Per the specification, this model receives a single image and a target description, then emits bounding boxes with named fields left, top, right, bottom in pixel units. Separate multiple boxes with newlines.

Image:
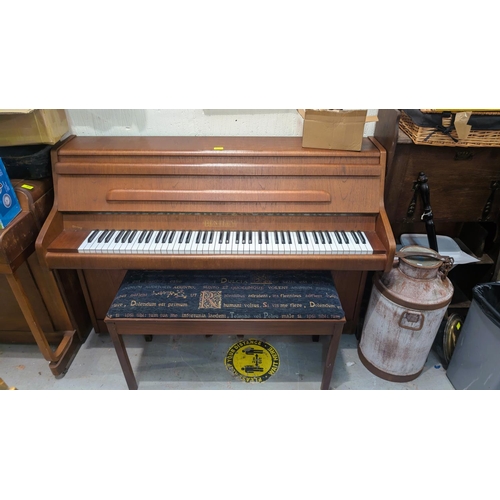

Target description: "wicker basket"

left=400, top=110, right=500, bottom=147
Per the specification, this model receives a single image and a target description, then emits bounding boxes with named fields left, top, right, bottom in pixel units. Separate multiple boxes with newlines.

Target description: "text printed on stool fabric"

left=106, top=270, right=345, bottom=320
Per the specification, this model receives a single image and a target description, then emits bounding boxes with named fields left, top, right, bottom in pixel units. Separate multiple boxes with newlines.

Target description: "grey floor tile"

left=0, top=331, right=454, bottom=390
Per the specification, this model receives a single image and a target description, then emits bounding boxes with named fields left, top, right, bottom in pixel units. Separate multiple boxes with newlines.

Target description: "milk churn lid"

left=396, top=245, right=454, bottom=278
left=397, top=245, right=443, bottom=268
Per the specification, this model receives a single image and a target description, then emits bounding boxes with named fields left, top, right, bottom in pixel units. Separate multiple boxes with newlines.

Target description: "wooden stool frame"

left=104, top=317, right=345, bottom=390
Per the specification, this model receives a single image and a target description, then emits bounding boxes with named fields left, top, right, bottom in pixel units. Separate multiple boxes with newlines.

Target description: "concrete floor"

left=0, top=331, right=454, bottom=390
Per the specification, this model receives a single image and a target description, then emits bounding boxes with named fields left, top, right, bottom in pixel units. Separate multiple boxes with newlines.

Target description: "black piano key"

left=202, top=231, right=208, bottom=244
left=242, top=231, right=246, bottom=244
left=121, top=230, right=130, bottom=243
left=274, top=231, right=279, bottom=244
left=145, top=231, right=153, bottom=243
left=280, top=231, right=286, bottom=244
left=235, top=231, right=240, bottom=244
left=196, top=231, right=203, bottom=244
left=168, top=231, right=176, bottom=243
left=209, top=231, right=214, bottom=244
left=312, top=232, right=319, bottom=244
left=162, top=231, right=170, bottom=243
left=128, top=230, right=137, bottom=243
left=334, top=231, right=342, bottom=244
left=258, top=231, right=262, bottom=244
left=302, top=232, right=309, bottom=244
left=296, top=231, right=302, bottom=244
left=341, top=230, right=349, bottom=244
left=185, top=231, right=192, bottom=244
left=324, top=231, right=332, bottom=244
left=114, top=230, right=124, bottom=243
left=87, top=230, right=99, bottom=243
left=105, top=230, right=115, bottom=243
left=178, top=231, right=185, bottom=244
left=287, top=231, right=292, bottom=244
left=218, top=232, right=224, bottom=245
left=138, top=231, right=147, bottom=244
left=98, top=230, right=109, bottom=243
left=249, top=232, right=253, bottom=244
left=318, top=231, right=325, bottom=244
left=225, top=231, right=230, bottom=244
left=350, top=230, right=359, bottom=244
left=155, top=231, right=164, bottom=244
left=265, top=231, right=269, bottom=245
left=357, top=231, right=366, bottom=244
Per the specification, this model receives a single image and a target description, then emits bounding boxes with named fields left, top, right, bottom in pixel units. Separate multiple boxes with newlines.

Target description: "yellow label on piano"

left=225, top=339, right=280, bottom=383
left=213, top=146, right=224, bottom=150
left=21, top=184, right=34, bottom=190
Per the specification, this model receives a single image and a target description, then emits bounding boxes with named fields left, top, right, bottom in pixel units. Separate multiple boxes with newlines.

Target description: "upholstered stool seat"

left=105, top=270, right=345, bottom=389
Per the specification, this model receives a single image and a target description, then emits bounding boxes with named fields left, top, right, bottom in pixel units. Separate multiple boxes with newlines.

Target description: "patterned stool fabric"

left=107, top=270, right=345, bottom=320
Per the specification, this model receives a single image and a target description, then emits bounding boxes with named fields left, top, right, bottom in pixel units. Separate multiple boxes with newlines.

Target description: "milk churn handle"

left=395, top=251, right=454, bottom=279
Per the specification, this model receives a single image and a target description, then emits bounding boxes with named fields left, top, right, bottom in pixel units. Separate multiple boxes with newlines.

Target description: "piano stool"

left=104, top=270, right=346, bottom=390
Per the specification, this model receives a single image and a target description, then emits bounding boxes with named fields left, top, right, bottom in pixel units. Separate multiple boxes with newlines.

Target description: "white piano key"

left=119, top=230, right=138, bottom=254
left=323, top=231, right=339, bottom=254
left=169, top=231, right=183, bottom=254
left=200, top=230, right=211, bottom=254
left=78, top=230, right=98, bottom=253
left=357, top=231, right=373, bottom=254
left=348, top=230, right=363, bottom=254
left=130, top=230, right=146, bottom=253
left=88, top=231, right=108, bottom=253
left=163, top=230, right=178, bottom=254
left=100, top=230, right=117, bottom=254
left=303, top=231, right=315, bottom=254
left=313, top=231, right=328, bottom=254
left=152, top=230, right=166, bottom=254
left=105, top=230, right=122, bottom=254
left=142, top=230, right=157, bottom=254
left=92, top=230, right=113, bottom=253
left=176, top=231, right=189, bottom=254
left=193, top=230, right=204, bottom=254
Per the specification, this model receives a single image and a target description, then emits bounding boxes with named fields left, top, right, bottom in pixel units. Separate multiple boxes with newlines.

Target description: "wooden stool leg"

left=320, top=324, right=343, bottom=390
left=107, top=322, right=138, bottom=390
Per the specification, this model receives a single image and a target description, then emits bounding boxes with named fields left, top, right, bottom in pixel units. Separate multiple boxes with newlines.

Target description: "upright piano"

left=36, top=136, right=396, bottom=334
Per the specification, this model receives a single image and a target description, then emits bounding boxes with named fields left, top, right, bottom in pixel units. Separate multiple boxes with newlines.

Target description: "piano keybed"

left=78, top=229, right=374, bottom=255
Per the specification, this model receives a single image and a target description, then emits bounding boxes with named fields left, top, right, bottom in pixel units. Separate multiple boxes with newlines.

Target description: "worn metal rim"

left=373, top=274, right=453, bottom=311
left=357, top=345, right=423, bottom=383
left=443, top=313, right=463, bottom=363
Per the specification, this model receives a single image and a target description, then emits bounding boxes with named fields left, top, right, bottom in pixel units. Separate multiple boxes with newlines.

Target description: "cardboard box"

left=0, top=109, right=68, bottom=147
left=299, top=109, right=376, bottom=151
left=0, top=158, right=22, bottom=229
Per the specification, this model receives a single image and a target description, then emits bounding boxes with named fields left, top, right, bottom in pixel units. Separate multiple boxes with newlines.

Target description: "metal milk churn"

left=358, top=245, right=454, bottom=382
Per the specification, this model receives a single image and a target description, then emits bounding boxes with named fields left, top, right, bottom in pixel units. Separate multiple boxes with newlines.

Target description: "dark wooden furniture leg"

left=107, top=321, right=138, bottom=390
left=320, top=324, right=343, bottom=390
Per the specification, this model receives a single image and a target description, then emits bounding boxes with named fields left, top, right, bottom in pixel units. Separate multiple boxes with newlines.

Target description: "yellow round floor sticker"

left=225, top=339, right=280, bottom=383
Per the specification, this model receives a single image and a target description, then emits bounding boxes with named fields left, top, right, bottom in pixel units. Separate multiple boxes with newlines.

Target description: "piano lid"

left=58, top=136, right=381, bottom=158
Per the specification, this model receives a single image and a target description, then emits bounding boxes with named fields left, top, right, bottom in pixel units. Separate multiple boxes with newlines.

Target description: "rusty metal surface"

left=359, top=245, right=454, bottom=380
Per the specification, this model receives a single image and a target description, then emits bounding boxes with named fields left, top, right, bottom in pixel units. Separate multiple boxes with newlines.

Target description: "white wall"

left=66, top=109, right=378, bottom=137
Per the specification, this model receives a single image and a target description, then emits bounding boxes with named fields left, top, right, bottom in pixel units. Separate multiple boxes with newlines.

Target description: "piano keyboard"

left=78, top=230, right=373, bottom=255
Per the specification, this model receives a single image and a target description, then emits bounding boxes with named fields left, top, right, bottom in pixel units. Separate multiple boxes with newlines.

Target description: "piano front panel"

left=57, top=174, right=381, bottom=214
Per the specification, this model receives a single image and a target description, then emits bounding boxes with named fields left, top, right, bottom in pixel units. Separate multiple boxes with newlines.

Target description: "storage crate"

left=399, top=110, right=500, bottom=148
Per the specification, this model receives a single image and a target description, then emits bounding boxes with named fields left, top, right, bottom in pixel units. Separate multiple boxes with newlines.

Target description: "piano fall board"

left=36, top=136, right=396, bottom=333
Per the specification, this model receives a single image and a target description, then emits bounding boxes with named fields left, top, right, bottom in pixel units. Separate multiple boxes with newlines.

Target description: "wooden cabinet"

left=385, top=142, right=500, bottom=242
left=375, top=109, right=500, bottom=305
left=0, top=178, right=92, bottom=375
